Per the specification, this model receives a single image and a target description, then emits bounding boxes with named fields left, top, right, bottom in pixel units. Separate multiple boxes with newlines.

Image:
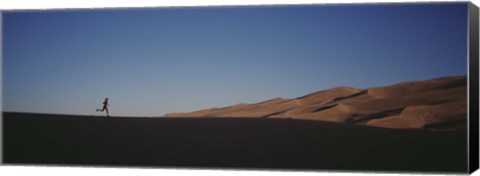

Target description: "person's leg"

left=105, top=108, right=109, bottom=117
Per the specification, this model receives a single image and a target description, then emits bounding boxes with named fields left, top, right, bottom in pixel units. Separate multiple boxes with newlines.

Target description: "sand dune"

left=3, top=112, right=467, bottom=172
left=164, top=76, right=467, bottom=130
left=367, top=101, right=467, bottom=129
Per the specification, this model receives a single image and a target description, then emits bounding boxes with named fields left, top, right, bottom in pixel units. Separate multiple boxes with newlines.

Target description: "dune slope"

left=3, top=112, right=467, bottom=172
left=165, top=76, right=467, bottom=130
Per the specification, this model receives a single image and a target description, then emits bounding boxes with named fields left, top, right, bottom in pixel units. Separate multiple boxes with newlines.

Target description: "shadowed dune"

left=3, top=76, right=468, bottom=172
left=3, top=112, right=467, bottom=173
left=165, top=76, right=467, bottom=130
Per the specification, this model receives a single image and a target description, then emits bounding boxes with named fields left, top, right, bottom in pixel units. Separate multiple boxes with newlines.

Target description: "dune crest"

left=164, top=76, right=467, bottom=130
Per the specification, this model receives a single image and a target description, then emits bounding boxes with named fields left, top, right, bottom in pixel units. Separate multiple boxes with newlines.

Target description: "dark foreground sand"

left=3, top=112, right=467, bottom=173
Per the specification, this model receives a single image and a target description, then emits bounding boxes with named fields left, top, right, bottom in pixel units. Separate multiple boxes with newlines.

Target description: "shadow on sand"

left=3, top=112, right=467, bottom=173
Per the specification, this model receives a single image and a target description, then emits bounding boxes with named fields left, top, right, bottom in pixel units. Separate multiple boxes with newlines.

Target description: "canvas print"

left=2, top=2, right=477, bottom=174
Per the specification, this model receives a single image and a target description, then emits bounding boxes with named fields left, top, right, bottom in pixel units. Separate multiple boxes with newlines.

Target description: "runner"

left=96, top=98, right=110, bottom=117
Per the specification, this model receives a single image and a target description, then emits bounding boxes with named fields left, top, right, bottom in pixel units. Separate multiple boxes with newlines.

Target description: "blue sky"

left=3, top=3, right=468, bottom=116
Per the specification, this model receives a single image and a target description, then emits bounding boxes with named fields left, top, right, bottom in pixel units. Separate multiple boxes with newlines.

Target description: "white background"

left=0, top=0, right=479, bottom=176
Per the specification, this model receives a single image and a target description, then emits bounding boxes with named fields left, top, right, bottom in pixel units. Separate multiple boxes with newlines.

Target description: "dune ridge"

left=164, top=76, right=467, bottom=130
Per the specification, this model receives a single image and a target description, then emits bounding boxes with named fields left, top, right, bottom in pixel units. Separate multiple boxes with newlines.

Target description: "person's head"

left=105, top=98, right=108, bottom=101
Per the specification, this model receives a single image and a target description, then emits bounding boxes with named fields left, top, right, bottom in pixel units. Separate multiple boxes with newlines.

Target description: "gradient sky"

left=3, top=3, right=468, bottom=116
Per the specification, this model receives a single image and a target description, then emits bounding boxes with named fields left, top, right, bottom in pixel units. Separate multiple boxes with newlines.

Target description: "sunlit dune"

left=165, top=76, right=467, bottom=130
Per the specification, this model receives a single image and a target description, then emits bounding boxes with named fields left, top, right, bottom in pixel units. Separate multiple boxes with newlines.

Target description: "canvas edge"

left=468, top=1, right=480, bottom=174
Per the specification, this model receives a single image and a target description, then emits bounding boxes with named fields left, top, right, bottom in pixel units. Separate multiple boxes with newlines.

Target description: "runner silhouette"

left=96, top=98, right=110, bottom=117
